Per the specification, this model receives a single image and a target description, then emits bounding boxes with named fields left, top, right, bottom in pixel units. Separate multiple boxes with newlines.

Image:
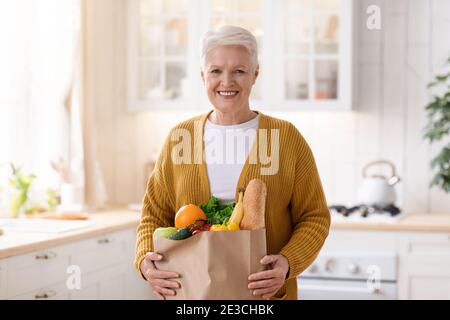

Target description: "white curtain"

left=0, top=0, right=106, bottom=211
left=69, top=0, right=107, bottom=208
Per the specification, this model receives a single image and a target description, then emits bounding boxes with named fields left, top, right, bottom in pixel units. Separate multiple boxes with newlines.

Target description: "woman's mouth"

left=217, top=91, right=239, bottom=99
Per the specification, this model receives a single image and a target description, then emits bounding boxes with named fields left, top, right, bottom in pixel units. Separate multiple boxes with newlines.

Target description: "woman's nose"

left=220, top=73, right=235, bottom=87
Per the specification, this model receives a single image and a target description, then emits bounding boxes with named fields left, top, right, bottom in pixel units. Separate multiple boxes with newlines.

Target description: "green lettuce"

left=199, top=196, right=235, bottom=225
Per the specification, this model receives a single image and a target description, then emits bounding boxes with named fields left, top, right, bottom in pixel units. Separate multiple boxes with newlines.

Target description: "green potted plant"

left=424, top=56, right=450, bottom=192
left=8, top=163, right=36, bottom=217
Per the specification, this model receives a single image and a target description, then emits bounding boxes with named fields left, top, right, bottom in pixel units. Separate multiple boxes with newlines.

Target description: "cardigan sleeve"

left=134, top=136, right=176, bottom=273
left=279, top=134, right=330, bottom=280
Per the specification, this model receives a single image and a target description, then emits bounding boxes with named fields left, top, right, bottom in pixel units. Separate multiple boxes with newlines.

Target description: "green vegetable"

left=169, top=227, right=192, bottom=240
left=199, top=196, right=235, bottom=226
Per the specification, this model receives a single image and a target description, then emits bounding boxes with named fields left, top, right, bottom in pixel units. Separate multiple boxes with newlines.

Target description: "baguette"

left=240, top=179, right=267, bottom=230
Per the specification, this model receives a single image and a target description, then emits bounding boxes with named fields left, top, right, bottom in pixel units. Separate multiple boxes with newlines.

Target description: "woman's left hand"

left=248, top=254, right=290, bottom=299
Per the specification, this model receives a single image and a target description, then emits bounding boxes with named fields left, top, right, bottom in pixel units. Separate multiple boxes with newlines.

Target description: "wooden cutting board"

left=26, top=213, right=90, bottom=220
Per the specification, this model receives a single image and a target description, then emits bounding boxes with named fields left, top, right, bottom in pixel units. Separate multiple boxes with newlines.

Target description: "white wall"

left=86, top=0, right=450, bottom=214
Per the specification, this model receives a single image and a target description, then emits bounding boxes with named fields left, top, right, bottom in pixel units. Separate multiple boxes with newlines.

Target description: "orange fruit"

left=174, top=204, right=206, bottom=229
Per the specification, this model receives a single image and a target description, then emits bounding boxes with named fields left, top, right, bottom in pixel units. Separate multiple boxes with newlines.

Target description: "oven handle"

left=300, top=284, right=382, bottom=295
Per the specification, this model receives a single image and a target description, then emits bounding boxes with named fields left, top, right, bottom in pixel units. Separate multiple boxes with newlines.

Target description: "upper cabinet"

left=127, top=0, right=353, bottom=112
left=127, top=0, right=192, bottom=111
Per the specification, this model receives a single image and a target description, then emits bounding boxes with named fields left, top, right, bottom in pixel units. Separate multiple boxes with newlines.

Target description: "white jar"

left=59, top=183, right=84, bottom=212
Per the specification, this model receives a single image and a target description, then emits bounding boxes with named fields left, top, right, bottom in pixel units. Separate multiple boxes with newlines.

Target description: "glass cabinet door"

left=283, top=0, right=345, bottom=106
left=137, top=0, right=188, bottom=102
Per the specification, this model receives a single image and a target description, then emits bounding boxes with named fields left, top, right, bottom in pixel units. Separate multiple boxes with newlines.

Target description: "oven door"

left=298, top=278, right=397, bottom=300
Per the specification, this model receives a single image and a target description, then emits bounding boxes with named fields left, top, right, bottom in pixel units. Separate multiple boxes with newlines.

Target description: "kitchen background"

left=85, top=0, right=450, bottom=214
left=0, top=0, right=449, bottom=213
left=0, top=0, right=450, bottom=300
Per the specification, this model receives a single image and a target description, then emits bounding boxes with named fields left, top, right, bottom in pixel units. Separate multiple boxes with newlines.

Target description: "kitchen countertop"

left=331, top=213, right=450, bottom=232
left=0, top=208, right=141, bottom=259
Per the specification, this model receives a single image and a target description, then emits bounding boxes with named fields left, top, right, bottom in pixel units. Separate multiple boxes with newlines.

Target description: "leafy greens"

left=199, top=196, right=235, bottom=225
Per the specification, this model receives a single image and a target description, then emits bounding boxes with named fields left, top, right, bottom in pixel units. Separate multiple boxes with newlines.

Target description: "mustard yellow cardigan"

left=134, top=110, right=330, bottom=300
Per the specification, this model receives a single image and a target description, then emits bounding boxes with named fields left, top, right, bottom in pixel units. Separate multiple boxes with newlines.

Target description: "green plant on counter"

left=424, top=55, right=450, bottom=193
left=47, top=188, right=59, bottom=212
left=8, top=163, right=36, bottom=217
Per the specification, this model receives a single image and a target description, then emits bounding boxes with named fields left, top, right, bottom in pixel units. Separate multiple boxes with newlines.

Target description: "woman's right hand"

left=140, top=252, right=181, bottom=300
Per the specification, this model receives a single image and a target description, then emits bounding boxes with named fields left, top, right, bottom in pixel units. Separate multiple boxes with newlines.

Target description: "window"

left=0, top=0, right=80, bottom=186
left=127, top=0, right=352, bottom=111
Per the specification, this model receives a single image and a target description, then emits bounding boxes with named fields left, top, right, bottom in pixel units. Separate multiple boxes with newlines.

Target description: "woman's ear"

left=253, top=65, right=260, bottom=84
left=200, top=70, right=205, bottom=84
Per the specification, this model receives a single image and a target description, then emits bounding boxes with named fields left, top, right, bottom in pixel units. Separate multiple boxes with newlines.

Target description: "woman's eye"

left=235, top=70, right=245, bottom=74
left=210, top=69, right=220, bottom=74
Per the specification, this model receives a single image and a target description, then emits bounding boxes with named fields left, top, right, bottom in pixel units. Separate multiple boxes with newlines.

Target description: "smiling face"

left=201, top=45, right=259, bottom=114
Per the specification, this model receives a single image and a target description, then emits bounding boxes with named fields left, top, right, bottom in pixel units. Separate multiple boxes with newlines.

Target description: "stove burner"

left=329, top=204, right=401, bottom=217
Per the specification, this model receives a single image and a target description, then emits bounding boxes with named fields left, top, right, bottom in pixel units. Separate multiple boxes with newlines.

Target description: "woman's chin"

left=212, top=101, right=247, bottom=113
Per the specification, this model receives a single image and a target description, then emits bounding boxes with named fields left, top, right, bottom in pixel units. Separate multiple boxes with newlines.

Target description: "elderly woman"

left=134, top=26, right=330, bottom=300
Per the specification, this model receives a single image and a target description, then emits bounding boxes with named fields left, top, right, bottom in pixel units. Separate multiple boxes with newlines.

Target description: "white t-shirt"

left=204, top=115, right=260, bottom=204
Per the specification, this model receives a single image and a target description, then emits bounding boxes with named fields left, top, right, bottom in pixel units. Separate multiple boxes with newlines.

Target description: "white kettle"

left=357, top=160, right=401, bottom=206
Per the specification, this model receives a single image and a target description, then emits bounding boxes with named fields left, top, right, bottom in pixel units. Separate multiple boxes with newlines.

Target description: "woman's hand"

left=140, top=252, right=181, bottom=300
left=248, top=254, right=290, bottom=299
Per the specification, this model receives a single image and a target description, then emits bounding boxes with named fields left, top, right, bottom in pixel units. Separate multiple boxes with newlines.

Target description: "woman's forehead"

left=206, top=45, right=252, bottom=67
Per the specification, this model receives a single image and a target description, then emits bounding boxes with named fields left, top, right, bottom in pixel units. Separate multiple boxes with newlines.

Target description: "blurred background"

left=0, top=0, right=450, bottom=300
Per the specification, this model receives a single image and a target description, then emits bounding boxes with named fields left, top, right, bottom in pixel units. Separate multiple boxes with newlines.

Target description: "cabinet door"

left=128, top=0, right=192, bottom=111
left=6, top=244, right=72, bottom=297
left=276, top=0, right=353, bottom=110
left=70, top=229, right=133, bottom=275
left=69, top=228, right=152, bottom=300
left=398, top=232, right=450, bottom=300
left=399, top=256, right=450, bottom=300
left=99, top=264, right=128, bottom=299
left=122, top=227, right=154, bottom=299
left=124, top=269, right=154, bottom=300
left=9, top=282, right=70, bottom=300
left=4, top=228, right=152, bottom=300
left=69, top=263, right=128, bottom=300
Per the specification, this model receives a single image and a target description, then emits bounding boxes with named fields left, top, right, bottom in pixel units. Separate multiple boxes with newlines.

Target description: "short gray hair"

left=200, top=25, right=259, bottom=71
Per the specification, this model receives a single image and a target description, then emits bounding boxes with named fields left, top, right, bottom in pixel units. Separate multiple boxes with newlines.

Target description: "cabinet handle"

left=97, top=238, right=111, bottom=244
left=35, top=290, right=56, bottom=299
left=35, top=252, right=57, bottom=260
left=372, top=288, right=382, bottom=294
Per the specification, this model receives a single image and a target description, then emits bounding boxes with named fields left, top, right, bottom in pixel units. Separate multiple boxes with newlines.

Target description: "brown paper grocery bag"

left=153, top=228, right=267, bottom=300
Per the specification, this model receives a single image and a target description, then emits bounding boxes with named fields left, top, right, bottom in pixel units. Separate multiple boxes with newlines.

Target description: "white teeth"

left=218, top=91, right=238, bottom=96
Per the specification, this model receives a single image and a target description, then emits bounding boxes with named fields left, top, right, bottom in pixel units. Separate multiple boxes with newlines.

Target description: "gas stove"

left=329, top=204, right=406, bottom=223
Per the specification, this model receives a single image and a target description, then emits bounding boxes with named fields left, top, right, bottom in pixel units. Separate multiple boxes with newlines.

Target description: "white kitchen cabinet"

left=2, top=227, right=153, bottom=300
left=10, top=282, right=70, bottom=300
left=70, top=229, right=132, bottom=275
left=128, top=0, right=353, bottom=112
left=6, top=243, right=72, bottom=298
left=398, top=232, right=450, bottom=300
left=69, top=264, right=129, bottom=300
